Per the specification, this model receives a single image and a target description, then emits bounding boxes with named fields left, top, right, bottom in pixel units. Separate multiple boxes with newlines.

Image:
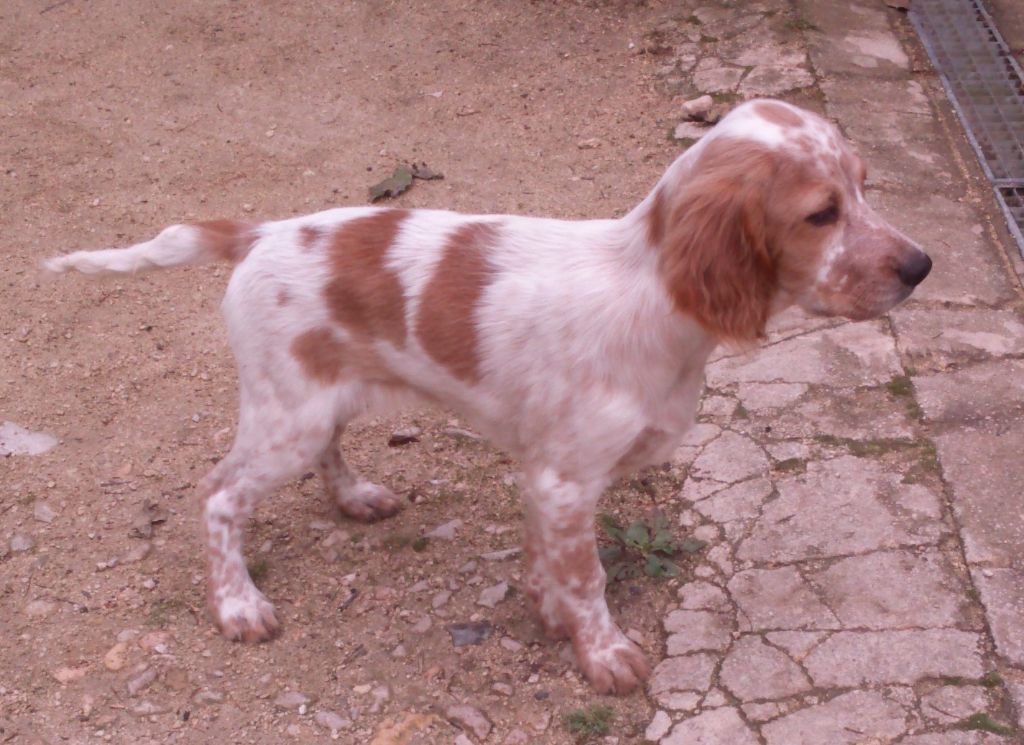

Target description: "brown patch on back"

left=195, top=220, right=257, bottom=263
left=324, top=210, right=409, bottom=346
left=276, top=289, right=291, bottom=307
left=290, top=327, right=346, bottom=383
left=416, top=222, right=498, bottom=383
left=754, top=101, right=804, bottom=128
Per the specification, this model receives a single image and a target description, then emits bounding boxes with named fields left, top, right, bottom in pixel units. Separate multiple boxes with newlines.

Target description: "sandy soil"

left=0, top=1, right=702, bottom=743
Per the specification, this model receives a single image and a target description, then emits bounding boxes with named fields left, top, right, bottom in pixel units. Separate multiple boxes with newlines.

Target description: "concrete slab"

left=972, top=567, right=1024, bottom=666
left=876, top=197, right=1018, bottom=308
left=916, top=359, right=1024, bottom=424
left=933, top=424, right=1024, bottom=569
left=796, top=0, right=910, bottom=78
left=892, top=307, right=1024, bottom=372
left=761, top=690, right=908, bottom=745
left=706, top=322, right=902, bottom=388
left=737, top=456, right=945, bottom=563
left=808, top=549, right=972, bottom=629
left=719, top=635, right=811, bottom=700
left=804, top=629, right=984, bottom=685
left=662, top=707, right=760, bottom=745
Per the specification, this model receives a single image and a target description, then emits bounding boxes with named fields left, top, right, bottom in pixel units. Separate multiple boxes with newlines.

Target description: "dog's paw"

left=213, top=588, right=280, bottom=643
left=573, top=628, right=650, bottom=695
left=336, top=482, right=403, bottom=522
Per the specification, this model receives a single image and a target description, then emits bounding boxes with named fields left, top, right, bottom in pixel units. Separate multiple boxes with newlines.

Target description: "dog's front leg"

left=521, top=468, right=650, bottom=694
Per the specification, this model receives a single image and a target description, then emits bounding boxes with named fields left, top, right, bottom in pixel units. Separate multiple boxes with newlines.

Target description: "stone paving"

left=643, top=1, right=1024, bottom=743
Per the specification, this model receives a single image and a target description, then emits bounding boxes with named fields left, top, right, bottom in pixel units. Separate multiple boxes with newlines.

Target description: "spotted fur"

left=44, top=99, right=930, bottom=695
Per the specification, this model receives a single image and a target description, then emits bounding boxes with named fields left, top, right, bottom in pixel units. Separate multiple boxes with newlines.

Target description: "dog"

left=45, top=99, right=930, bottom=694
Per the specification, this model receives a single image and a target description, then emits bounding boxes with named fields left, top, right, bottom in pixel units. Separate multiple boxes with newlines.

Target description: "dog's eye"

left=806, top=204, right=839, bottom=227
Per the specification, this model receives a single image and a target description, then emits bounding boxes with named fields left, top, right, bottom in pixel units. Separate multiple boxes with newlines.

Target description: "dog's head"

left=649, top=99, right=930, bottom=342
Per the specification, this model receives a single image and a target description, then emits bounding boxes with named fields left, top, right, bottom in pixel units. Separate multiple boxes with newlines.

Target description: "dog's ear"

left=654, top=144, right=778, bottom=343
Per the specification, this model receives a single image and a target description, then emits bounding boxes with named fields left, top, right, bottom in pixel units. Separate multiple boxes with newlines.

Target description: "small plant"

left=146, top=597, right=184, bottom=627
left=564, top=704, right=614, bottom=739
left=785, top=16, right=819, bottom=32
left=957, top=712, right=1014, bottom=735
left=980, top=670, right=1004, bottom=688
left=599, top=511, right=706, bottom=580
left=774, top=457, right=807, bottom=474
left=886, top=374, right=913, bottom=398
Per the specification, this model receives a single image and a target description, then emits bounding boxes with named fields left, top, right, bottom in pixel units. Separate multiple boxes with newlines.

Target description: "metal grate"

left=910, top=0, right=1024, bottom=254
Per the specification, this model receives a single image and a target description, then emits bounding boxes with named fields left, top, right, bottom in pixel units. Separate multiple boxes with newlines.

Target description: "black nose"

left=898, top=252, right=932, bottom=287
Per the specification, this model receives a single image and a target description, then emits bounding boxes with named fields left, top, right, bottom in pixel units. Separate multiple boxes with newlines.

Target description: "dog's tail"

left=43, top=219, right=261, bottom=276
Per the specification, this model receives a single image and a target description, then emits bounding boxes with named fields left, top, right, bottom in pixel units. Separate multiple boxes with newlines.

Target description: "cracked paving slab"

left=643, top=0, right=1024, bottom=742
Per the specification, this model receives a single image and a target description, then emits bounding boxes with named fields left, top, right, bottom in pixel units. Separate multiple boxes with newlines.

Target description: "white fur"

left=42, top=98, right=929, bottom=695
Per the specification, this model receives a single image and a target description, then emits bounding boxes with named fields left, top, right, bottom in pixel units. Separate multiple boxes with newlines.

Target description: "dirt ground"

left=0, top=1, right=715, bottom=743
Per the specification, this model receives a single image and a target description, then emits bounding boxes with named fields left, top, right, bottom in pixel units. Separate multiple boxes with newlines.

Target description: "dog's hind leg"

left=317, top=424, right=403, bottom=522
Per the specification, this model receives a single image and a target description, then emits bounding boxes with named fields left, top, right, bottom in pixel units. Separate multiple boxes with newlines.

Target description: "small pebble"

left=477, top=581, right=509, bottom=609
left=126, top=667, right=157, bottom=696
left=130, top=700, right=168, bottom=717
left=314, top=710, right=351, bottom=732
left=432, top=590, right=452, bottom=609
left=479, top=548, right=521, bottom=562
left=369, top=685, right=390, bottom=714
left=274, top=691, right=311, bottom=710
left=33, top=501, right=57, bottom=523
left=52, top=666, right=88, bottom=684
left=388, top=427, right=422, bottom=446
left=681, top=94, right=714, bottom=120
left=446, top=704, right=492, bottom=740
left=25, top=599, right=56, bottom=618
left=193, top=689, right=224, bottom=705
left=446, top=621, right=493, bottom=647
left=103, top=642, right=129, bottom=671
left=425, top=519, right=462, bottom=540
left=10, top=533, right=34, bottom=553
left=122, top=541, right=152, bottom=564
left=500, top=637, right=523, bottom=652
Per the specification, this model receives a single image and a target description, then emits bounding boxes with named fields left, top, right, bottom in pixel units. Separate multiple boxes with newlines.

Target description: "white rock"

left=446, top=704, right=492, bottom=740
left=645, top=710, right=672, bottom=741
left=673, top=122, right=708, bottom=141
left=681, top=94, right=714, bottom=119
left=314, top=710, right=351, bottom=732
left=426, top=520, right=462, bottom=540
left=9, top=533, right=34, bottom=552
left=33, top=502, right=57, bottom=523
left=0, top=421, right=58, bottom=456
left=274, top=691, right=311, bottom=710
left=477, top=581, right=510, bottom=608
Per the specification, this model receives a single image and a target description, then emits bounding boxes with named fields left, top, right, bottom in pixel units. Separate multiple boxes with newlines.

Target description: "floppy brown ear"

left=655, top=145, right=778, bottom=342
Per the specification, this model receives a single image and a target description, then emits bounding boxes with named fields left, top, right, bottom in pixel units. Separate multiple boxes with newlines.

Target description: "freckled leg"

left=201, top=392, right=335, bottom=642
left=317, top=425, right=403, bottom=522
left=521, top=469, right=650, bottom=695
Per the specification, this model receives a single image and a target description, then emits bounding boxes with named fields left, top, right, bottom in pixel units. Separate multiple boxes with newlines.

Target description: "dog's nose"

left=898, top=251, right=932, bottom=287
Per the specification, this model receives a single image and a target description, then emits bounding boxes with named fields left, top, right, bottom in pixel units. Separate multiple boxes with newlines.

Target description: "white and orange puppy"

left=46, top=99, right=930, bottom=694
